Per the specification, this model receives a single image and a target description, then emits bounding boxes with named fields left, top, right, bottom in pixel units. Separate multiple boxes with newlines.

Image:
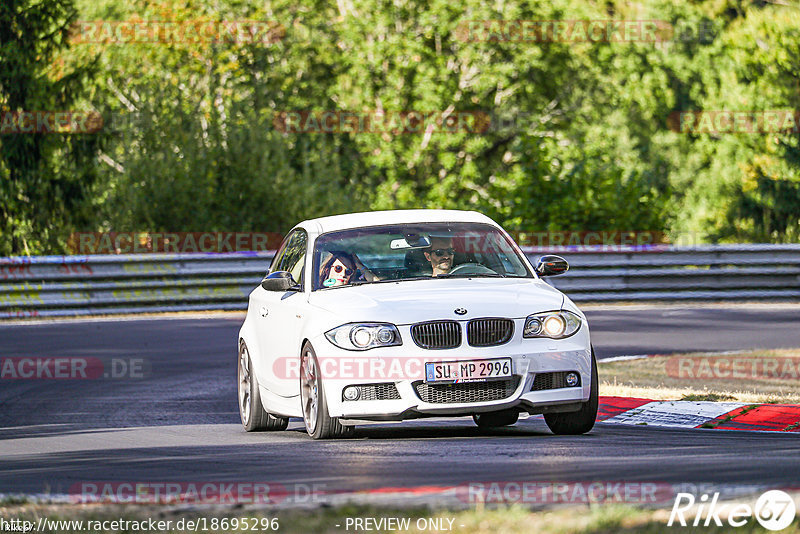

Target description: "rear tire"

left=239, top=341, right=289, bottom=432
left=473, top=408, right=519, bottom=428
left=544, top=348, right=598, bottom=435
left=300, top=342, right=352, bottom=439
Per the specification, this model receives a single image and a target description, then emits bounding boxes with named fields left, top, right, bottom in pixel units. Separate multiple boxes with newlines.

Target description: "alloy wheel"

left=238, top=344, right=251, bottom=425
left=300, top=348, right=319, bottom=434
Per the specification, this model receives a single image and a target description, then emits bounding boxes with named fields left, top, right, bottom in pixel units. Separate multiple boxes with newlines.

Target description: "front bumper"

left=309, top=322, right=592, bottom=421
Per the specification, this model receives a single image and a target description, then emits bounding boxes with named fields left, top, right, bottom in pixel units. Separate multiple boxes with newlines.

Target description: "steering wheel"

left=448, top=262, right=497, bottom=275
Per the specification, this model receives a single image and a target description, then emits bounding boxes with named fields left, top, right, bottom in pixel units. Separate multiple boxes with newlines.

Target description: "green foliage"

left=72, top=0, right=373, bottom=236
left=0, top=0, right=99, bottom=255
left=685, top=6, right=800, bottom=242
left=2, top=0, right=800, bottom=254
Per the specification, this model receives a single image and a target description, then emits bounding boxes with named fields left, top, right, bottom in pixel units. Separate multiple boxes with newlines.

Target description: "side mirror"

left=261, top=271, right=300, bottom=291
left=535, top=255, right=569, bottom=277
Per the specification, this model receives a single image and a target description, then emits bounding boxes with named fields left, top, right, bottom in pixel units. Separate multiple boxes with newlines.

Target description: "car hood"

left=307, top=278, right=564, bottom=324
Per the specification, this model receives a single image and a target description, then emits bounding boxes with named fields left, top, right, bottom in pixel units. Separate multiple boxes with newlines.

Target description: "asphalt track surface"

left=1, top=306, right=799, bottom=499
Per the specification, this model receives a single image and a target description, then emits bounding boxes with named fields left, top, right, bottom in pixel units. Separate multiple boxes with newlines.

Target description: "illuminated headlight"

left=523, top=311, right=581, bottom=339
left=325, top=323, right=402, bottom=351
left=352, top=327, right=372, bottom=347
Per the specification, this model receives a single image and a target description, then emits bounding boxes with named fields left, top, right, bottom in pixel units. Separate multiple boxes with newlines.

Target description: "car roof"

left=300, top=209, right=499, bottom=234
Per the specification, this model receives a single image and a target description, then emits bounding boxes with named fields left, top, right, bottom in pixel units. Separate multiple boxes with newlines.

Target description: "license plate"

left=425, top=358, right=512, bottom=383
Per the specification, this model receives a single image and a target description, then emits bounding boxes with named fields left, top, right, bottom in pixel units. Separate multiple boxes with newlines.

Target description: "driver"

left=423, top=236, right=456, bottom=277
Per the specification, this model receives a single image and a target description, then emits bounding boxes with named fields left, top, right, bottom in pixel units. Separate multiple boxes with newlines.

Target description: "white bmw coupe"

left=238, top=210, right=597, bottom=439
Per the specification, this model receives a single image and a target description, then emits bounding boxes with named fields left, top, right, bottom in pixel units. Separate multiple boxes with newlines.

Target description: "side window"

left=270, top=230, right=307, bottom=287
left=267, top=236, right=291, bottom=274
left=269, top=234, right=292, bottom=274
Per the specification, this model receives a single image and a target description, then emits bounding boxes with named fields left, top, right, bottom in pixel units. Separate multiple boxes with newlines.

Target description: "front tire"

left=300, top=342, right=352, bottom=439
left=544, top=348, right=599, bottom=435
left=238, top=341, right=289, bottom=432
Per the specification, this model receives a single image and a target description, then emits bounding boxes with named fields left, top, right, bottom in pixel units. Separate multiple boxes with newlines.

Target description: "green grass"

left=600, top=348, right=800, bottom=403
left=0, top=495, right=30, bottom=505
left=679, top=393, right=737, bottom=402
left=3, top=502, right=799, bottom=534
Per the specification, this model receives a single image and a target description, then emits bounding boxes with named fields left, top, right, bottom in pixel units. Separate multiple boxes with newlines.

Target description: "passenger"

left=423, top=237, right=456, bottom=277
left=319, top=251, right=378, bottom=287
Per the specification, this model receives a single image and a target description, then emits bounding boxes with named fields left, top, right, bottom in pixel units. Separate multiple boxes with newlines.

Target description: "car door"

left=251, top=229, right=308, bottom=398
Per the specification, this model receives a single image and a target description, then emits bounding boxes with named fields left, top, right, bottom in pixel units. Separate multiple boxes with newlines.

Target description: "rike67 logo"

left=669, top=490, right=796, bottom=531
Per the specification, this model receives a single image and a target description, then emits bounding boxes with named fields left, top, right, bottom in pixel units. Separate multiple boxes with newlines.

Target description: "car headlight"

left=325, top=323, right=402, bottom=351
left=523, top=311, right=582, bottom=339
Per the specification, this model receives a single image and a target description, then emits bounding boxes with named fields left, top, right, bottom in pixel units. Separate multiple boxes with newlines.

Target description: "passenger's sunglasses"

left=333, top=265, right=354, bottom=276
left=431, top=248, right=455, bottom=256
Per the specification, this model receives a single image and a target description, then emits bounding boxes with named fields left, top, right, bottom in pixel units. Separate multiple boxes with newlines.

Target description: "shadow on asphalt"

left=0, top=424, right=133, bottom=441
left=283, top=419, right=562, bottom=440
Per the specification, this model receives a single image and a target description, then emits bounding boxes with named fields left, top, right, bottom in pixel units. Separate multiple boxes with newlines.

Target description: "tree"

left=0, top=0, right=98, bottom=255
left=676, top=5, right=800, bottom=242
left=71, top=0, right=373, bottom=237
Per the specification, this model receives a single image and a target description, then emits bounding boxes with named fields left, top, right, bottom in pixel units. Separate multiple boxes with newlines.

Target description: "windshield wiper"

left=348, top=274, right=509, bottom=286
left=437, top=272, right=505, bottom=278
left=347, top=276, right=432, bottom=286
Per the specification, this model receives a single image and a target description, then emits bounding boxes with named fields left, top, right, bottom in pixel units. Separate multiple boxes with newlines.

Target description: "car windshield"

left=313, top=222, right=532, bottom=290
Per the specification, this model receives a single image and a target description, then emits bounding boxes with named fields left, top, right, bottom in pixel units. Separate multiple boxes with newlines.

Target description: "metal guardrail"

left=534, top=244, right=800, bottom=302
left=0, top=253, right=270, bottom=318
left=1, top=245, right=799, bottom=318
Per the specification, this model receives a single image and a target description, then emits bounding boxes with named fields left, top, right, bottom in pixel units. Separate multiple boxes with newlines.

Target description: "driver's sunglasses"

left=333, top=265, right=354, bottom=276
left=432, top=247, right=455, bottom=256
